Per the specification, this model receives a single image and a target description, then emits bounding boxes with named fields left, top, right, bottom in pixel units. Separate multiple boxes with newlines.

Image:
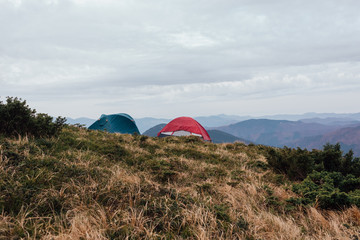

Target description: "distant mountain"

left=66, top=117, right=96, bottom=127
left=136, top=113, right=360, bottom=133
left=293, top=125, right=360, bottom=155
left=207, top=130, right=249, bottom=144
left=194, top=114, right=251, bottom=128
left=262, top=112, right=360, bottom=121
left=134, top=118, right=170, bottom=134
left=216, top=119, right=342, bottom=147
left=216, top=119, right=360, bottom=156
left=143, top=124, right=167, bottom=137
left=299, top=117, right=360, bottom=126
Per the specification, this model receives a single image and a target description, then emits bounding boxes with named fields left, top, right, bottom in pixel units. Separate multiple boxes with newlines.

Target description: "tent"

left=157, top=116, right=211, bottom=141
left=88, top=113, right=140, bottom=134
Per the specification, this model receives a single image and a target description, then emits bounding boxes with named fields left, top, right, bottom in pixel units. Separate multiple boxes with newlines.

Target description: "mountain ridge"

left=216, top=119, right=360, bottom=156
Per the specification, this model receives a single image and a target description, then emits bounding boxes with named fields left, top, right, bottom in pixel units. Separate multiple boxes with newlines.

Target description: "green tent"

left=88, top=113, right=140, bottom=134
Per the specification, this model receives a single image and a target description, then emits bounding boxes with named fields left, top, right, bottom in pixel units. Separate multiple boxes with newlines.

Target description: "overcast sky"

left=1, top=0, right=360, bottom=118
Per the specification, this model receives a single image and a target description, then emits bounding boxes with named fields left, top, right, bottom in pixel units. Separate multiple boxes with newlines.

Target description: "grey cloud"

left=1, top=0, right=360, bottom=118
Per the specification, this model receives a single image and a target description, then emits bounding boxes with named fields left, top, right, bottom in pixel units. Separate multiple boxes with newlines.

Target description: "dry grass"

left=0, top=126, right=359, bottom=239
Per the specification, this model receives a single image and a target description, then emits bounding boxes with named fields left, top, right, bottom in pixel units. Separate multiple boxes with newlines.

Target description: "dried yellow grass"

left=1, top=128, right=360, bottom=239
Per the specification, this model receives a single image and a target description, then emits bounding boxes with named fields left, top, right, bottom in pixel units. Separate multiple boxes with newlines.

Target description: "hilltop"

left=1, top=126, right=360, bottom=239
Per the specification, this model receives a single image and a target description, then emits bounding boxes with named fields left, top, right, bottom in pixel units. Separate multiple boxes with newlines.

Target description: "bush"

left=0, top=97, right=66, bottom=138
left=264, top=144, right=360, bottom=210
left=265, top=147, right=315, bottom=180
left=264, top=144, right=360, bottom=180
left=292, top=171, right=360, bottom=209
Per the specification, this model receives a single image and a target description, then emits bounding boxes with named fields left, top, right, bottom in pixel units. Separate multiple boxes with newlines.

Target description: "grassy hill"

left=1, top=126, right=360, bottom=239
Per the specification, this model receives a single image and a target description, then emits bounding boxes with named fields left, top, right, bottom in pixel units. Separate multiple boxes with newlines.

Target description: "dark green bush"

left=0, top=97, right=66, bottom=138
left=265, top=147, right=315, bottom=180
left=317, top=190, right=351, bottom=209
left=264, top=144, right=360, bottom=209
left=265, top=144, right=360, bottom=180
left=291, top=171, right=360, bottom=209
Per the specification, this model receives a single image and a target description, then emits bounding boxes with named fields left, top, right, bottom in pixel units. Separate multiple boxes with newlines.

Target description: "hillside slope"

left=0, top=126, right=359, bottom=239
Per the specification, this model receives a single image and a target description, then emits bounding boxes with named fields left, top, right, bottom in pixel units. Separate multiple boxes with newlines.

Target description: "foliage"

left=0, top=97, right=66, bottom=138
left=264, top=143, right=360, bottom=210
left=265, top=146, right=315, bottom=180
left=264, top=143, right=360, bottom=181
left=291, top=171, right=360, bottom=209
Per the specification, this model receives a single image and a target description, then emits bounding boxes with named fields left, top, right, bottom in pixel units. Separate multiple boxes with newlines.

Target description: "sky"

left=1, top=0, right=360, bottom=119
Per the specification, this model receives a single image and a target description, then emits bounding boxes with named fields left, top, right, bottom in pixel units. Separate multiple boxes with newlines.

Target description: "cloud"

left=1, top=0, right=360, bottom=117
left=169, top=32, right=218, bottom=49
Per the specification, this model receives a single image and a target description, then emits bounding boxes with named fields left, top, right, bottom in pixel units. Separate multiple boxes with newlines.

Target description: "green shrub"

left=291, top=171, right=360, bottom=209
left=265, top=147, right=315, bottom=180
left=320, top=143, right=342, bottom=172
left=0, top=97, right=66, bottom=138
left=247, top=160, right=269, bottom=172
left=317, top=190, right=351, bottom=209
left=265, top=144, right=360, bottom=181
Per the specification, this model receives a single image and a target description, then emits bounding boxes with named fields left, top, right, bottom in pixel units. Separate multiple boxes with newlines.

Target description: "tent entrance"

left=159, top=131, right=203, bottom=137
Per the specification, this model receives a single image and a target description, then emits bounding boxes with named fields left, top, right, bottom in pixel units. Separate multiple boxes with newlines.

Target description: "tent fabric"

left=157, top=117, right=211, bottom=141
left=88, top=113, right=140, bottom=134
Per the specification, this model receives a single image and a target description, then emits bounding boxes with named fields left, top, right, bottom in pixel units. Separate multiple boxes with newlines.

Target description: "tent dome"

left=157, top=117, right=211, bottom=141
left=88, top=113, right=140, bottom=134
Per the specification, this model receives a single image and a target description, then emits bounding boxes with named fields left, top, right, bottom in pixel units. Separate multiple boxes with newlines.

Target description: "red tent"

left=157, top=117, right=211, bottom=141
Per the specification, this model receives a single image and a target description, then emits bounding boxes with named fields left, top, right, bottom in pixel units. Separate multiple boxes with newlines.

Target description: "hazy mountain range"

left=215, top=119, right=360, bottom=155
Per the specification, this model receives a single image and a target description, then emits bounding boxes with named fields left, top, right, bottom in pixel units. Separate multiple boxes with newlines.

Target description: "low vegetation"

left=0, top=97, right=66, bottom=138
left=0, top=126, right=358, bottom=239
left=0, top=98, right=359, bottom=239
left=264, top=144, right=360, bottom=210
